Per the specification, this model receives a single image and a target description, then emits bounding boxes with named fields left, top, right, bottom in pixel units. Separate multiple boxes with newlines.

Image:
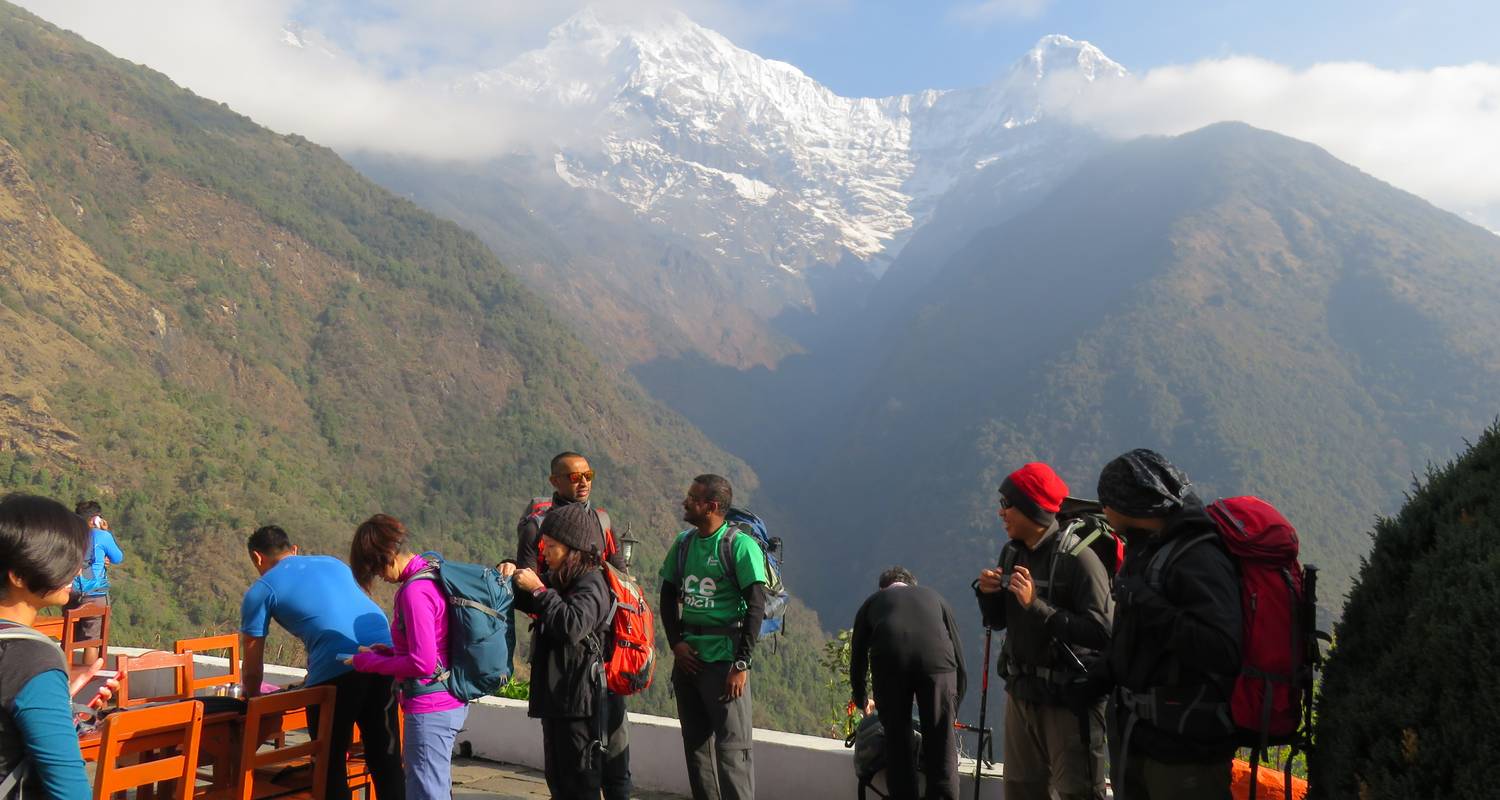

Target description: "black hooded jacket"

left=513, top=566, right=612, bottom=720
left=1102, top=500, right=1242, bottom=762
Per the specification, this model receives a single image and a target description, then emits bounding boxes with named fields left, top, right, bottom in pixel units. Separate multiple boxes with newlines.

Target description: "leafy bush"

left=1309, top=422, right=1500, bottom=799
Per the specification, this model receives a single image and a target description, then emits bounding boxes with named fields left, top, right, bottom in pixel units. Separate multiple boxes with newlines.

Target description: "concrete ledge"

left=113, top=648, right=1006, bottom=797
left=460, top=695, right=1005, bottom=798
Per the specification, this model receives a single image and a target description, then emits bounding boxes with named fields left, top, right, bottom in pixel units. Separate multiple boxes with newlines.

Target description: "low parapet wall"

left=113, top=647, right=1005, bottom=797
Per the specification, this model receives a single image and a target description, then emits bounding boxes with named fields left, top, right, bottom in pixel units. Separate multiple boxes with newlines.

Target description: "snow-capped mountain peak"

left=1022, top=34, right=1126, bottom=82
left=477, top=12, right=1125, bottom=284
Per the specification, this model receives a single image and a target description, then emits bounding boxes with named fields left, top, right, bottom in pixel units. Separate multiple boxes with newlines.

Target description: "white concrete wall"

left=113, top=648, right=1007, bottom=798
left=460, top=695, right=1005, bottom=798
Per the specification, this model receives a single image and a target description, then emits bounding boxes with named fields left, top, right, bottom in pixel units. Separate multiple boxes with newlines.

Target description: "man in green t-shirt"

left=659, top=474, right=769, bottom=800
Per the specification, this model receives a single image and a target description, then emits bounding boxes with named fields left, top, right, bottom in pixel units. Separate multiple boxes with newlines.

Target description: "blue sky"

left=748, top=0, right=1499, bottom=96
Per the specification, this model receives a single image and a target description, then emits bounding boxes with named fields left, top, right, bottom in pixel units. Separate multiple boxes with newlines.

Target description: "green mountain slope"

left=776, top=122, right=1500, bottom=623
left=0, top=3, right=829, bottom=732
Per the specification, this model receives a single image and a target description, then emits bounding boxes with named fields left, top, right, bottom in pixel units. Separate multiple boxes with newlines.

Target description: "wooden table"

left=80, top=703, right=309, bottom=793
left=33, top=616, right=64, bottom=640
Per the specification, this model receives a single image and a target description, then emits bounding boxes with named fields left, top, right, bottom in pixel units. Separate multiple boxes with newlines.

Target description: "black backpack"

left=1056, top=496, right=1122, bottom=578
left=844, top=712, right=922, bottom=800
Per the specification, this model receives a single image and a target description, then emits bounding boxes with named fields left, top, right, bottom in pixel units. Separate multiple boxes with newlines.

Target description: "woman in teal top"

left=0, top=494, right=117, bottom=800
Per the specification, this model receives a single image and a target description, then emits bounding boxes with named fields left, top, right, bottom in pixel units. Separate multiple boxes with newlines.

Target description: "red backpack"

left=599, top=563, right=656, bottom=695
left=522, top=497, right=620, bottom=568
left=1149, top=496, right=1326, bottom=798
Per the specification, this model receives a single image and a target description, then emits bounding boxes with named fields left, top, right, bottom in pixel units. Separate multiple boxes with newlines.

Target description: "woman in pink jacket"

left=348, top=514, right=465, bottom=800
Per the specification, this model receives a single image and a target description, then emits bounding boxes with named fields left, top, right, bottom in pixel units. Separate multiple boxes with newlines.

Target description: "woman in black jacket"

left=511, top=502, right=614, bottom=800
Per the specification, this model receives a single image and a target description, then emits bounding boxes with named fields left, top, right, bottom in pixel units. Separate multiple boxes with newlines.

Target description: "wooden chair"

left=63, top=601, right=111, bottom=666
left=232, top=686, right=335, bottom=800
left=345, top=712, right=403, bottom=800
left=92, top=700, right=204, bottom=800
left=174, top=635, right=240, bottom=695
left=118, top=651, right=196, bottom=709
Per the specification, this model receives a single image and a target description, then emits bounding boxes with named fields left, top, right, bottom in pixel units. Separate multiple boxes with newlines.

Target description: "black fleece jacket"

left=975, top=523, right=1113, bottom=705
left=513, top=567, right=612, bottom=719
left=1101, top=500, right=1242, bottom=763
left=848, top=584, right=967, bottom=709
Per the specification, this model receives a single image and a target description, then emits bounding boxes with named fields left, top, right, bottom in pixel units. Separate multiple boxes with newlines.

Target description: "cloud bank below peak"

left=1042, top=57, right=1500, bottom=227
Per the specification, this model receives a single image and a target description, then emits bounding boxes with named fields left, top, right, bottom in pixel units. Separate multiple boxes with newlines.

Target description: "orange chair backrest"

left=92, top=700, right=204, bottom=800
left=117, top=651, right=196, bottom=709
left=174, top=634, right=240, bottom=694
left=62, top=602, right=110, bottom=665
left=236, top=686, right=336, bottom=800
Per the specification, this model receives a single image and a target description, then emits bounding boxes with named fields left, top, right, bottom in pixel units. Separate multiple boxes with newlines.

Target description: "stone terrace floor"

left=452, top=757, right=688, bottom=800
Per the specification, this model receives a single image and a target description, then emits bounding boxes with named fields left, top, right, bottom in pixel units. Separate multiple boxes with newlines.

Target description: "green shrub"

left=1310, top=422, right=1500, bottom=799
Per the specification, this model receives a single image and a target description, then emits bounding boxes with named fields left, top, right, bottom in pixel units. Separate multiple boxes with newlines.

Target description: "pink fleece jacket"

left=351, top=555, right=465, bottom=713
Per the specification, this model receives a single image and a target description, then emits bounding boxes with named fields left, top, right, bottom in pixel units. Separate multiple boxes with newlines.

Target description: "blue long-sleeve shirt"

left=11, top=669, right=89, bottom=800
left=73, top=528, right=124, bottom=597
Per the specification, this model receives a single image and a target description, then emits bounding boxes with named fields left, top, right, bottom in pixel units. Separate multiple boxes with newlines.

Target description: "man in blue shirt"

left=240, top=525, right=404, bottom=800
left=67, top=500, right=124, bottom=666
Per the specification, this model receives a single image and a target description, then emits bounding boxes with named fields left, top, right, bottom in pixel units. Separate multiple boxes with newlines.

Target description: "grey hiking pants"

left=672, top=660, right=754, bottom=800
left=1002, top=693, right=1107, bottom=800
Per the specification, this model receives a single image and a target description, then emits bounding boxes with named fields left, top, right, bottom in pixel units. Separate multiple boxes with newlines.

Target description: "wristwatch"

left=733, top=659, right=751, bottom=672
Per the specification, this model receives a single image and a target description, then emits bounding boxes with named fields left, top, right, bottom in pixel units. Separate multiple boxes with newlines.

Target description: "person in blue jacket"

left=66, top=500, right=124, bottom=665
left=0, top=494, right=118, bottom=800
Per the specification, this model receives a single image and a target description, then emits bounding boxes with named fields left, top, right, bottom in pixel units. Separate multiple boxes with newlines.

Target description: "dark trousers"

left=1118, top=755, right=1231, bottom=800
left=672, top=661, right=754, bottom=800
left=872, top=669, right=959, bottom=800
left=602, top=691, right=632, bottom=800
left=312, top=670, right=404, bottom=800
left=541, top=716, right=602, bottom=800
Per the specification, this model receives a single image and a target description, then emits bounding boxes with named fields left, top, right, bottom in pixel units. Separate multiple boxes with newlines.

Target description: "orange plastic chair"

left=63, top=602, right=111, bottom=665
left=92, top=700, right=204, bottom=800
left=174, top=635, right=241, bottom=695
left=118, top=651, right=197, bottom=709
left=232, top=686, right=335, bottom=800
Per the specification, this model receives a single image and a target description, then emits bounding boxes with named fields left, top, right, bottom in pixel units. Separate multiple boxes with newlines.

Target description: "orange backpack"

left=600, top=563, right=656, bottom=695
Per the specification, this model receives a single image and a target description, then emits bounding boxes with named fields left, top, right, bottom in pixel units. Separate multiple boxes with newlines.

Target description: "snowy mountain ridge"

left=476, top=7, right=1125, bottom=277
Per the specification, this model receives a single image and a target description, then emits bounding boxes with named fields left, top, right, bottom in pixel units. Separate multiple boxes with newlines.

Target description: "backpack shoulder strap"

left=595, top=508, right=616, bottom=554
left=719, top=526, right=742, bottom=592
left=673, top=530, right=693, bottom=588
left=1145, top=531, right=1218, bottom=591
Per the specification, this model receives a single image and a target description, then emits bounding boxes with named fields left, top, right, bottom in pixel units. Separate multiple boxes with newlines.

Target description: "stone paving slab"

left=451, top=757, right=687, bottom=800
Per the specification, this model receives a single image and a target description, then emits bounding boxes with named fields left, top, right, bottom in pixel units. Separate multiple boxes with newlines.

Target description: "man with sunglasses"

left=515, top=452, right=625, bottom=572
left=513, top=451, right=630, bottom=800
left=975, top=462, right=1112, bottom=800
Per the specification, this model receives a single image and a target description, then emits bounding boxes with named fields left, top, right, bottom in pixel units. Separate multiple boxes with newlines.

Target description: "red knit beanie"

left=1000, top=463, right=1069, bottom=526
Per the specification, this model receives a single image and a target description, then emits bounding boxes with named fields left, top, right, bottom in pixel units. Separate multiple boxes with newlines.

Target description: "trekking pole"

left=973, top=623, right=992, bottom=800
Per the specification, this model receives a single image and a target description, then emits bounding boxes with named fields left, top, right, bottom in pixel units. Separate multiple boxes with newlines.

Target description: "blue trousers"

left=404, top=706, right=468, bottom=800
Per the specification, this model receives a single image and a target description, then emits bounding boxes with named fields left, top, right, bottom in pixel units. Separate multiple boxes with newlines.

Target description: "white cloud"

left=1041, top=57, right=1500, bottom=226
left=948, top=0, right=1054, bottom=24
left=14, top=2, right=1500, bottom=229
left=10, top=0, right=832, bottom=161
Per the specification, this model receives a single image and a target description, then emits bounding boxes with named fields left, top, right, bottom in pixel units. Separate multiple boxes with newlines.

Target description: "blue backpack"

left=674, top=508, right=789, bottom=637
left=398, top=552, right=515, bottom=702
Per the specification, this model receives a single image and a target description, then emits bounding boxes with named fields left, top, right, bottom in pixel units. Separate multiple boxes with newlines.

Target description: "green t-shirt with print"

left=659, top=521, right=770, bottom=663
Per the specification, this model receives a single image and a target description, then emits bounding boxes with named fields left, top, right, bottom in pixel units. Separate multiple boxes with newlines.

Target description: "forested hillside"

left=787, top=123, right=1500, bottom=624
left=0, top=3, right=830, bottom=732
left=644, top=124, right=1500, bottom=643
